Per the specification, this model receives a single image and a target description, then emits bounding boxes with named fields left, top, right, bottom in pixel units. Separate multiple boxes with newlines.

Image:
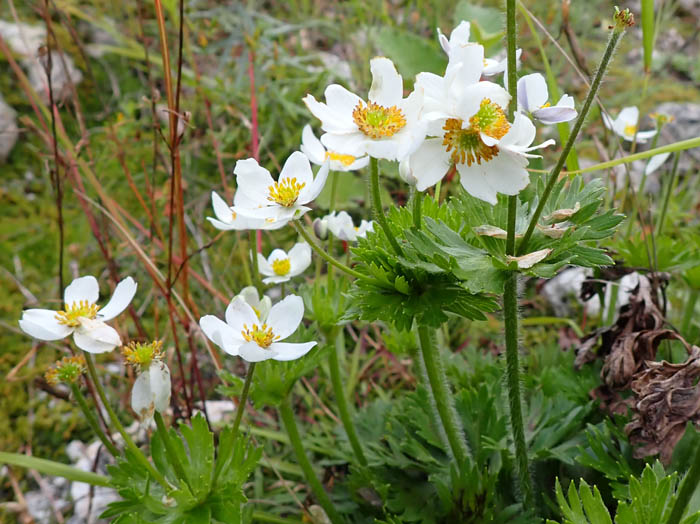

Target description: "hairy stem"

left=70, top=383, right=119, bottom=457
left=368, top=158, right=403, bottom=256
left=232, top=362, right=257, bottom=440
left=417, top=325, right=469, bottom=466
left=279, top=396, right=344, bottom=523
left=412, top=189, right=423, bottom=229
left=517, top=25, right=627, bottom=255
left=153, top=411, right=194, bottom=495
left=83, top=354, right=169, bottom=490
left=328, top=328, right=367, bottom=466
left=328, top=171, right=339, bottom=278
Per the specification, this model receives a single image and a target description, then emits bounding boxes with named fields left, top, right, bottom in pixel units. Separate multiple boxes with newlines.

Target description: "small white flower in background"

left=303, top=57, right=426, bottom=161
left=257, top=243, right=312, bottom=284
left=300, top=124, right=369, bottom=172
left=603, top=106, right=657, bottom=143
left=325, top=211, right=374, bottom=241
left=517, top=73, right=577, bottom=124
left=19, top=276, right=137, bottom=354
left=207, top=191, right=285, bottom=231
left=437, top=20, right=521, bottom=76
left=237, top=286, right=272, bottom=322
left=232, top=152, right=329, bottom=226
left=199, top=294, right=316, bottom=362
left=123, top=341, right=171, bottom=422
left=644, top=152, right=671, bottom=175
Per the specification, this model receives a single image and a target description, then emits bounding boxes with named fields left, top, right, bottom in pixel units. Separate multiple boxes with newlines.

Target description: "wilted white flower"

left=325, top=211, right=374, bottom=241
left=300, top=124, right=369, bottom=171
left=303, top=57, right=425, bottom=161
left=237, top=286, right=272, bottom=321
left=199, top=295, right=316, bottom=362
left=232, top=152, right=329, bottom=227
left=131, top=362, right=171, bottom=422
left=603, top=106, right=657, bottom=143
left=517, top=73, right=577, bottom=124
left=19, top=276, right=137, bottom=354
left=207, top=191, right=285, bottom=231
left=257, top=243, right=312, bottom=284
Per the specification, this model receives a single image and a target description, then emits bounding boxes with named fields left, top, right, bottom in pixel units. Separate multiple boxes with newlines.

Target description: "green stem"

left=279, top=396, right=344, bottom=524
left=70, top=383, right=120, bottom=457
left=517, top=25, right=628, bottom=256
left=83, top=354, right=169, bottom=490
left=251, top=510, right=304, bottom=524
left=503, top=273, right=533, bottom=505
left=231, top=362, right=256, bottom=440
left=412, top=188, right=423, bottom=229
left=667, top=443, right=700, bottom=524
left=328, top=328, right=368, bottom=467
left=417, top=325, right=469, bottom=466
left=291, top=220, right=379, bottom=285
left=0, top=451, right=111, bottom=487
left=153, top=411, right=194, bottom=495
left=681, top=289, right=699, bottom=336
left=368, top=157, right=403, bottom=256
left=655, top=152, right=680, bottom=236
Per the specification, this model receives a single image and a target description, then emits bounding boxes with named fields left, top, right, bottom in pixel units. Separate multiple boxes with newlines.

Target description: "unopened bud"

left=313, top=217, right=329, bottom=240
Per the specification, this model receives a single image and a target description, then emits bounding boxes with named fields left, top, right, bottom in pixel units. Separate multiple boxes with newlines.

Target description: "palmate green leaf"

left=102, top=415, right=260, bottom=524
left=548, top=478, right=612, bottom=524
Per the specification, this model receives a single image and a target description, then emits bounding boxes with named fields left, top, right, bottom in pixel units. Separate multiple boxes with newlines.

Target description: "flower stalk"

left=83, top=353, right=170, bottom=490
left=278, top=396, right=344, bottom=524
left=517, top=10, right=632, bottom=255
left=417, top=325, right=469, bottom=466
left=153, top=411, right=194, bottom=496
left=70, top=383, right=120, bottom=457
left=231, top=362, right=256, bottom=440
left=328, top=327, right=367, bottom=467
left=368, top=158, right=403, bottom=256
left=503, top=0, right=533, bottom=507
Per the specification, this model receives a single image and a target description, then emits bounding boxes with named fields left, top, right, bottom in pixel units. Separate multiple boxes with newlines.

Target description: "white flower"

left=517, top=73, right=577, bottom=124
left=199, top=294, right=316, bottom=362
left=603, top=106, right=657, bottom=143
left=257, top=243, right=312, bottom=284
left=19, top=276, right=137, bottom=354
left=232, top=152, right=329, bottom=227
left=237, top=286, right=272, bottom=322
left=300, top=125, right=369, bottom=171
left=645, top=152, right=671, bottom=175
left=131, top=361, right=171, bottom=422
left=325, top=211, right=374, bottom=241
left=207, top=191, right=285, bottom=231
left=303, top=57, right=426, bottom=161
left=437, top=20, right=521, bottom=76
left=405, top=111, right=554, bottom=204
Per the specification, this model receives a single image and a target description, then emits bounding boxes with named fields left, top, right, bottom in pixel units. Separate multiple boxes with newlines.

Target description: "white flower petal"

left=257, top=252, right=275, bottom=277
left=447, top=21, right=471, bottom=50
left=321, top=131, right=369, bottom=158
left=280, top=151, right=313, bottom=188
left=199, top=315, right=245, bottom=356
left=299, top=160, right=330, bottom=204
left=270, top=341, right=317, bottom=361
left=300, top=124, right=327, bottom=165
left=19, top=308, right=73, bottom=341
left=288, top=243, right=312, bottom=276
left=446, top=44, right=484, bottom=95
left=455, top=81, right=510, bottom=122
left=64, top=276, right=99, bottom=305
left=73, top=319, right=121, bottom=353
left=457, top=162, right=498, bottom=205
left=618, top=106, right=639, bottom=127
left=517, top=73, right=548, bottom=112
left=644, top=152, right=671, bottom=175
left=98, top=276, right=137, bottom=321
left=480, top=153, right=530, bottom=197
left=262, top=275, right=291, bottom=284
left=225, top=297, right=260, bottom=334
left=368, top=57, right=403, bottom=107
left=211, top=191, right=233, bottom=222
left=507, top=248, right=552, bottom=269
left=238, top=341, right=275, bottom=362
left=409, top=139, right=451, bottom=192
left=234, top=158, right=275, bottom=204
left=266, top=294, right=304, bottom=341
left=533, top=105, right=578, bottom=124
left=635, top=129, right=657, bottom=143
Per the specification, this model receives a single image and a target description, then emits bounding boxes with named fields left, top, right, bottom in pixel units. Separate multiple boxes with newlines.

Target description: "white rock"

left=0, top=20, right=45, bottom=57
left=26, top=53, right=83, bottom=104
left=541, top=267, right=600, bottom=317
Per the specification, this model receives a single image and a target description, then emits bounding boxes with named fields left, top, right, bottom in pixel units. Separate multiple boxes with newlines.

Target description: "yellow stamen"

left=231, top=210, right=237, bottom=221
left=241, top=323, right=279, bottom=348
left=468, top=98, right=510, bottom=140
left=352, top=101, right=406, bottom=139
left=45, top=355, right=87, bottom=385
left=122, top=340, right=164, bottom=370
left=325, top=150, right=357, bottom=166
left=55, top=300, right=100, bottom=327
left=624, top=124, right=638, bottom=136
left=540, top=102, right=551, bottom=108
left=272, top=258, right=291, bottom=276
left=442, top=118, right=500, bottom=166
left=268, top=177, right=306, bottom=207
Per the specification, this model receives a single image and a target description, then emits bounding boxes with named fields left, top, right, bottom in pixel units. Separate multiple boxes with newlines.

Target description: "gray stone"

left=653, top=102, right=700, bottom=170
left=26, top=52, right=83, bottom=104
left=0, top=95, right=18, bottom=161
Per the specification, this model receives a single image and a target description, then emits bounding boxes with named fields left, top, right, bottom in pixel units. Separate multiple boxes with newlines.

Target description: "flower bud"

left=313, top=217, right=329, bottom=240
left=45, top=355, right=87, bottom=386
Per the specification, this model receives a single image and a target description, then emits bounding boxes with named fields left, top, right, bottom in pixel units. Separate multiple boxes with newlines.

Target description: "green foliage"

left=374, top=27, right=447, bottom=80
left=299, top=276, right=350, bottom=330
left=103, top=414, right=261, bottom=523
left=548, top=463, right=700, bottom=524
left=454, top=1, right=505, bottom=50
